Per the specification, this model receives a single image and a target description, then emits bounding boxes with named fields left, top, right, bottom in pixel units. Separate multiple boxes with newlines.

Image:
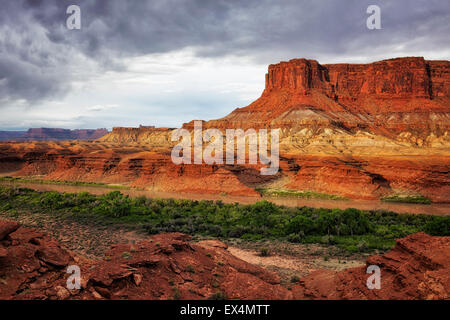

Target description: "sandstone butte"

left=0, top=56, right=449, bottom=201
left=0, top=220, right=448, bottom=300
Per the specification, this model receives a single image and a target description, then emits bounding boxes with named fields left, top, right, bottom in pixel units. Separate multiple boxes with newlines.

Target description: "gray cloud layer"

left=1, top=0, right=449, bottom=106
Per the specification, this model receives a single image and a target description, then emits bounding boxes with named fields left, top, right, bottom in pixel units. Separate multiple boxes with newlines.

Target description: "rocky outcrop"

left=0, top=221, right=20, bottom=241
left=292, top=233, right=450, bottom=300
left=285, top=155, right=450, bottom=201
left=0, top=220, right=75, bottom=299
left=0, top=220, right=290, bottom=300
left=0, top=221, right=448, bottom=300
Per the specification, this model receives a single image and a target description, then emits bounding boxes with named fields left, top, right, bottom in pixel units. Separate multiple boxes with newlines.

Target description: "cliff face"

left=206, top=57, right=450, bottom=146
left=264, top=57, right=449, bottom=100
left=98, top=127, right=173, bottom=145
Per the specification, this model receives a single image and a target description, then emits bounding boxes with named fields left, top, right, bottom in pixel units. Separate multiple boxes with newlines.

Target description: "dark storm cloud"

left=1, top=0, right=449, bottom=105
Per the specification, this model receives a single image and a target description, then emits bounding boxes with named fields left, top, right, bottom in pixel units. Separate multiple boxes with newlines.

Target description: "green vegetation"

left=0, top=186, right=448, bottom=253
left=0, top=176, right=129, bottom=189
left=121, top=252, right=132, bottom=259
left=208, top=291, right=227, bottom=300
left=424, top=216, right=450, bottom=235
left=381, top=194, right=432, bottom=204
left=259, top=248, right=270, bottom=257
left=185, top=265, right=195, bottom=273
left=172, top=287, right=181, bottom=300
left=256, top=188, right=347, bottom=200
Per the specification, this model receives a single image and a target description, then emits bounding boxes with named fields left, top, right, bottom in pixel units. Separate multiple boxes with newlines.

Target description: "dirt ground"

left=0, top=210, right=146, bottom=259
left=225, top=240, right=366, bottom=284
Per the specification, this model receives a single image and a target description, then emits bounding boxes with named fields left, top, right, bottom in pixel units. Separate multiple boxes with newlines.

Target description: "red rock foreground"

left=0, top=220, right=448, bottom=300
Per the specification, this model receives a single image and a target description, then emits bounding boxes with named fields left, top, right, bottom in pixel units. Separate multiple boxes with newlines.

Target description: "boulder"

left=0, top=221, right=20, bottom=240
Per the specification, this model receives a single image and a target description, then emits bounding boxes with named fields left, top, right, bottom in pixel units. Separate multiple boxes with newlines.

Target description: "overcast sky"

left=1, top=0, right=449, bottom=130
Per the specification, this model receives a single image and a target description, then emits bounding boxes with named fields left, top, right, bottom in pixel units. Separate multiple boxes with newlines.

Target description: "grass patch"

left=185, top=265, right=195, bottom=273
left=381, top=194, right=431, bottom=204
left=0, top=176, right=130, bottom=190
left=256, top=188, right=347, bottom=200
left=0, top=186, right=447, bottom=253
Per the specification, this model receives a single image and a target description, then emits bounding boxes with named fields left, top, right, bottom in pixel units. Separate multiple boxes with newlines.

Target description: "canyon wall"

left=264, top=57, right=450, bottom=100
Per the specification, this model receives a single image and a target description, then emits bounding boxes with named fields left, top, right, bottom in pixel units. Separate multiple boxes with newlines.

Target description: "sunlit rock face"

left=206, top=57, right=450, bottom=143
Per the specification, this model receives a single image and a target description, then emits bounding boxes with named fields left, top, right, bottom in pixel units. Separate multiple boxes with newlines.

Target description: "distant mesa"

left=98, top=126, right=174, bottom=144
left=0, top=131, right=26, bottom=141
left=0, top=128, right=109, bottom=141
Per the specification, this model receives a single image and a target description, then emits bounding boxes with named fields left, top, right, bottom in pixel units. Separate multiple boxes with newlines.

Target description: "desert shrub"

left=198, top=223, right=223, bottom=237
left=0, top=186, right=448, bottom=253
left=357, top=240, right=369, bottom=252
left=259, top=248, right=270, bottom=257
left=240, top=233, right=264, bottom=241
left=185, top=265, right=195, bottom=273
left=143, top=224, right=161, bottom=235
left=285, top=215, right=314, bottom=235
left=339, top=208, right=372, bottom=235
left=208, top=291, right=226, bottom=300
left=424, top=217, right=450, bottom=236
left=287, top=233, right=303, bottom=243
left=172, top=287, right=181, bottom=300
left=227, top=225, right=252, bottom=238
left=320, top=235, right=337, bottom=245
